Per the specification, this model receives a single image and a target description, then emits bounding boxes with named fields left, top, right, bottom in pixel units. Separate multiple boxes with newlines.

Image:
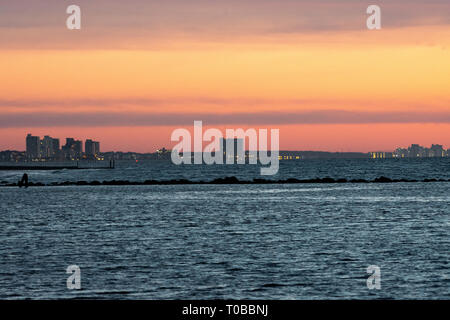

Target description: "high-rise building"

left=74, top=140, right=82, bottom=158
left=52, top=138, right=60, bottom=154
left=93, top=141, right=100, bottom=155
left=40, top=135, right=60, bottom=159
left=62, top=138, right=73, bottom=160
left=85, top=139, right=100, bottom=158
left=62, top=138, right=83, bottom=160
left=26, top=134, right=40, bottom=159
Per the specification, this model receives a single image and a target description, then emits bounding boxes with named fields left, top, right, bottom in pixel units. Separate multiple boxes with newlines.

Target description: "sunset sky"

left=1, top=0, right=449, bottom=152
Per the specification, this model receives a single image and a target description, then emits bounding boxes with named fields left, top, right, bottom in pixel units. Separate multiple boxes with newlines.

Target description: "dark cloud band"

left=1, top=110, right=450, bottom=127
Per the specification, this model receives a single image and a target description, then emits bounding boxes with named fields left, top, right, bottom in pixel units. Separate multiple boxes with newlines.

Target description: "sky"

left=0, top=0, right=449, bottom=152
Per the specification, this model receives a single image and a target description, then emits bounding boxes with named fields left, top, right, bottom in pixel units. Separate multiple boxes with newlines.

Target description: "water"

left=0, top=158, right=450, bottom=185
left=0, top=159, right=449, bottom=299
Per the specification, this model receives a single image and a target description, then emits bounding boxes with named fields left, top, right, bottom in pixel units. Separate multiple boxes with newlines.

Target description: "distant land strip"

left=1, top=176, right=450, bottom=187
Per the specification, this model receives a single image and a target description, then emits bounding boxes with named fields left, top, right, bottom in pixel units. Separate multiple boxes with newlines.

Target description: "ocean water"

left=0, top=158, right=450, bottom=184
left=0, top=159, right=449, bottom=299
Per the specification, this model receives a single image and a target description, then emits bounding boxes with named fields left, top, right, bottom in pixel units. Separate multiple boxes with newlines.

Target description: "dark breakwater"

left=1, top=176, right=449, bottom=187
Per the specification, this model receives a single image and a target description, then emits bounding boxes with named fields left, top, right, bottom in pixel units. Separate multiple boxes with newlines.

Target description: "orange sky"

left=1, top=1, right=449, bottom=152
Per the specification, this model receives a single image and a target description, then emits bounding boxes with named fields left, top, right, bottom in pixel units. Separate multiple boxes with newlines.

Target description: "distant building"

left=156, top=147, right=171, bottom=160
left=52, top=138, right=60, bottom=155
left=75, top=141, right=82, bottom=157
left=408, top=144, right=424, bottom=158
left=85, top=139, right=100, bottom=158
left=430, top=144, right=444, bottom=157
left=156, top=147, right=168, bottom=154
left=369, top=152, right=393, bottom=159
left=62, top=138, right=74, bottom=159
left=393, top=148, right=408, bottom=158
left=40, top=135, right=60, bottom=159
left=62, top=138, right=83, bottom=160
left=373, top=143, right=449, bottom=159
left=94, top=142, right=100, bottom=156
left=220, top=138, right=244, bottom=164
left=26, top=134, right=40, bottom=159
left=0, top=150, right=27, bottom=162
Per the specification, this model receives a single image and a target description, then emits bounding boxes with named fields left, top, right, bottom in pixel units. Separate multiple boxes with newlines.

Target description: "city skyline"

left=0, top=128, right=450, bottom=154
left=24, top=133, right=101, bottom=161
left=1, top=133, right=449, bottom=156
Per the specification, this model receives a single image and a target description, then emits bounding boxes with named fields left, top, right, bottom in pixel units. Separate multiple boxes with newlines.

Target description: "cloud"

left=1, top=0, right=450, bottom=49
left=1, top=110, right=450, bottom=128
left=1, top=97, right=447, bottom=114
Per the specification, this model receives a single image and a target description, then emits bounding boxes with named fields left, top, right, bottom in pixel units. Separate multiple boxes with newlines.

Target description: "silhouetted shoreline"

left=1, top=176, right=449, bottom=187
